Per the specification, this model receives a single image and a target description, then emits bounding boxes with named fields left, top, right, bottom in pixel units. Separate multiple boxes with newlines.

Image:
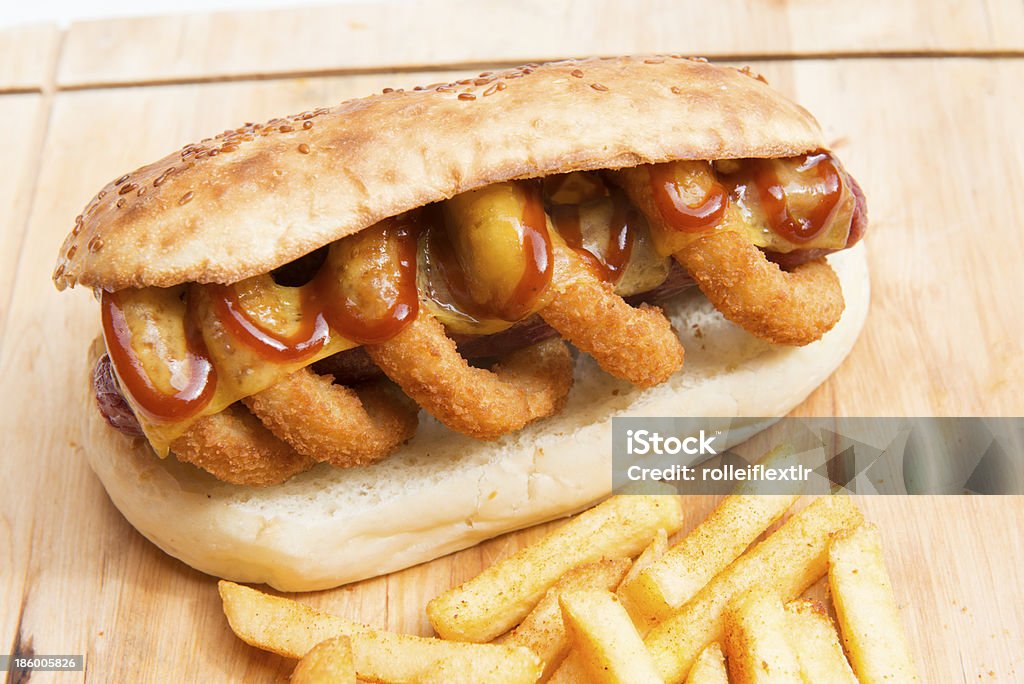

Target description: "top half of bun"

left=52, top=56, right=825, bottom=293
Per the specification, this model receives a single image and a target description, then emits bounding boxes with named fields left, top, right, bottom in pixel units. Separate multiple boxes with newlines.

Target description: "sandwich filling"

left=97, top=154, right=865, bottom=461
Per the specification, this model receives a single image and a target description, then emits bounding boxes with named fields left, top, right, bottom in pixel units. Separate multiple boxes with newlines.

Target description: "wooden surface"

left=2, top=2, right=1023, bottom=682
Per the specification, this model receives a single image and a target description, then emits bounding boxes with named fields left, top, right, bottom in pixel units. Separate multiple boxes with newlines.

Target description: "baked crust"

left=53, top=56, right=824, bottom=292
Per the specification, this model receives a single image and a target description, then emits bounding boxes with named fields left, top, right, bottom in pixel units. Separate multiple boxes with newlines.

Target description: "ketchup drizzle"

left=744, top=151, right=843, bottom=243
left=207, top=282, right=329, bottom=363
left=432, top=183, right=553, bottom=322
left=551, top=193, right=635, bottom=283
left=318, top=218, right=420, bottom=344
left=648, top=162, right=728, bottom=232
left=101, top=289, right=217, bottom=422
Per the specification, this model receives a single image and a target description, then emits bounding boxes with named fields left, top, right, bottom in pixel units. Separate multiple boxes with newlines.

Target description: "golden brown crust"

left=243, top=367, right=418, bottom=468
left=365, top=313, right=573, bottom=439
left=676, top=231, right=844, bottom=346
left=53, top=56, right=823, bottom=292
left=540, top=241, right=685, bottom=387
left=170, top=403, right=316, bottom=486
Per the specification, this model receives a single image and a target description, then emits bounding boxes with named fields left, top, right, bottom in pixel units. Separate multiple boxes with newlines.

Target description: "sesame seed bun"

left=53, top=56, right=824, bottom=292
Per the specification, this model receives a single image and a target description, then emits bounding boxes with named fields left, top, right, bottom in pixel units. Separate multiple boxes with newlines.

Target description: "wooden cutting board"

left=2, top=2, right=1023, bottom=681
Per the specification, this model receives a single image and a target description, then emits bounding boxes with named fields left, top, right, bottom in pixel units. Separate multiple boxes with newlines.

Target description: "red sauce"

left=206, top=282, right=329, bottom=363
left=551, top=193, right=635, bottom=283
left=506, top=183, right=554, bottom=320
left=319, top=217, right=420, bottom=344
left=101, top=289, right=216, bottom=422
left=431, top=182, right=553, bottom=322
left=648, top=161, right=728, bottom=232
left=740, top=151, right=843, bottom=243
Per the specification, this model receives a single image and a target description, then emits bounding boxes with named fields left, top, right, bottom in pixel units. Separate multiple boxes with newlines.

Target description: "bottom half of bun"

left=80, top=244, right=869, bottom=591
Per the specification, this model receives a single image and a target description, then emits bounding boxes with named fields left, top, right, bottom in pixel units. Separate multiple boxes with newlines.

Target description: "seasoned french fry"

left=620, top=528, right=669, bottom=587
left=684, top=643, right=728, bottom=684
left=784, top=599, right=857, bottom=683
left=546, top=650, right=588, bottom=684
left=619, top=493, right=797, bottom=629
left=499, top=558, right=631, bottom=680
left=427, top=495, right=684, bottom=642
left=559, top=590, right=661, bottom=684
left=644, top=496, right=864, bottom=684
left=829, top=523, right=920, bottom=683
left=723, top=591, right=802, bottom=683
left=290, top=636, right=356, bottom=684
left=218, top=581, right=541, bottom=683
left=616, top=528, right=669, bottom=634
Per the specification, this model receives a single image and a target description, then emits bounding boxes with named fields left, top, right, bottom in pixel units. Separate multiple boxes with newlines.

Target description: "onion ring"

left=170, top=403, right=315, bottom=486
left=365, top=312, right=573, bottom=439
left=676, top=230, right=844, bottom=345
left=539, top=240, right=684, bottom=387
left=244, top=367, right=418, bottom=468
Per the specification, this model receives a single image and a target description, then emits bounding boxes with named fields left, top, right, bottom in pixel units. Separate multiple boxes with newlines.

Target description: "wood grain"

left=0, top=95, right=49, bottom=346
left=0, top=24, right=59, bottom=92
left=56, top=0, right=1024, bottom=88
left=1, top=55, right=1022, bottom=682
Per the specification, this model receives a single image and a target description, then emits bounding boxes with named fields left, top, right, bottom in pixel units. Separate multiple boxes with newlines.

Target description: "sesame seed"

left=115, top=174, right=130, bottom=186
left=590, top=83, right=609, bottom=92
left=483, top=84, right=500, bottom=96
left=298, top=143, right=310, bottom=154
left=303, top=120, right=313, bottom=130
left=53, top=264, right=64, bottom=279
left=570, top=69, right=584, bottom=78
left=179, top=191, right=194, bottom=206
left=671, top=86, right=683, bottom=94
left=458, top=93, right=477, bottom=101
left=279, top=124, right=294, bottom=133
left=66, top=245, right=77, bottom=259
left=644, top=57, right=665, bottom=64
left=97, top=190, right=107, bottom=199
left=118, top=182, right=137, bottom=195
left=154, top=169, right=174, bottom=187
left=87, top=237, right=103, bottom=253
left=116, top=198, right=126, bottom=208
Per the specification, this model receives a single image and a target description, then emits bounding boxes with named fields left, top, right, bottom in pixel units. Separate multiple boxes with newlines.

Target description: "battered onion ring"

left=170, top=403, right=315, bottom=486
left=676, top=230, right=844, bottom=345
left=539, top=241, right=684, bottom=387
left=243, top=367, right=418, bottom=468
left=365, top=312, right=573, bottom=439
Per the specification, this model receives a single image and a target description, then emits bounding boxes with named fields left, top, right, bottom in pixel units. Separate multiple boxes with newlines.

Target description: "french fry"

left=427, top=495, right=684, bottom=642
left=218, top=581, right=541, bottom=683
left=619, top=528, right=668, bottom=588
left=547, top=649, right=589, bottom=683
left=644, top=496, right=863, bottom=684
left=559, top=589, right=661, bottom=684
left=684, top=643, right=728, bottom=684
left=620, top=448, right=801, bottom=629
left=784, top=599, right=857, bottom=683
left=723, top=591, right=802, bottom=683
left=828, top=523, right=920, bottom=683
left=620, top=493, right=797, bottom=630
left=616, top=528, right=669, bottom=634
left=290, top=636, right=356, bottom=684
left=499, top=558, right=631, bottom=680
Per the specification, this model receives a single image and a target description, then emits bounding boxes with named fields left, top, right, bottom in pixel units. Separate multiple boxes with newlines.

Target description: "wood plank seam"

left=48, top=49, right=1024, bottom=94
left=0, top=30, right=67, bottom=353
